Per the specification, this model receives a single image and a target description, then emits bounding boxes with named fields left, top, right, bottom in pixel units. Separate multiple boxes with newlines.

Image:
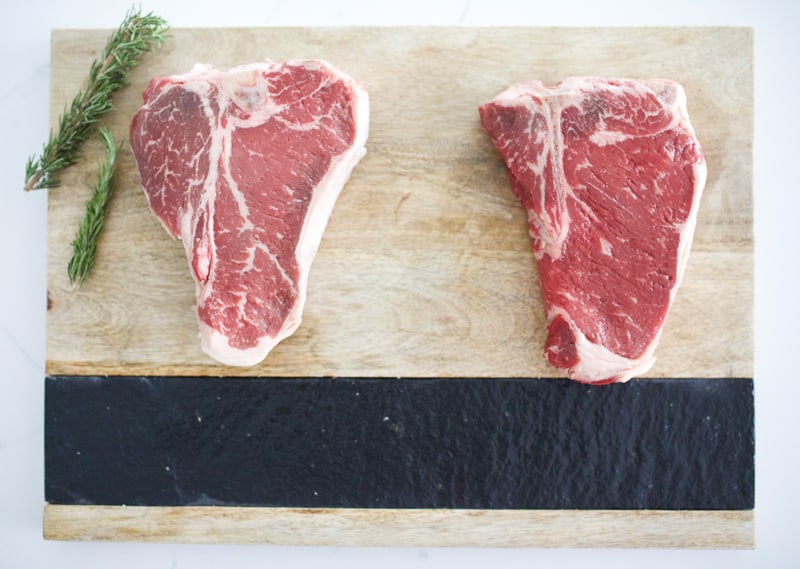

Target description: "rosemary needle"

left=24, top=7, right=168, bottom=191
left=68, top=128, right=123, bottom=289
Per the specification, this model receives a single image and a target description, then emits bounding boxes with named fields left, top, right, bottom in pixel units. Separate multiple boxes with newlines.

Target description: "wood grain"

left=43, top=505, right=754, bottom=548
left=46, top=26, right=753, bottom=378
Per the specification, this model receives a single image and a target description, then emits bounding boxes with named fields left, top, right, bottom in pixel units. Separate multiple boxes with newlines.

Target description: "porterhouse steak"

left=130, top=60, right=369, bottom=366
left=479, top=77, right=706, bottom=383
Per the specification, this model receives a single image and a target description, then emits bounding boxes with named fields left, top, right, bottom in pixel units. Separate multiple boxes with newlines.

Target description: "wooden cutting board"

left=43, top=26, right=754, bottom=548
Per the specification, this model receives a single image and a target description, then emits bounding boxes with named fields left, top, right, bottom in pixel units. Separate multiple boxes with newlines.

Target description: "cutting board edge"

left=43, top=504, right=755, bottom=549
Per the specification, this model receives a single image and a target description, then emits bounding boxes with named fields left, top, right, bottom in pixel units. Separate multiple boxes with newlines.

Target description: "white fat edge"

left=673, top=160, right=707, bottom=290
left=291, top=73, right=370, bottom=318
left=199, top=320, right=285, bottom=367
left=546, top=306, right=657, bottom=383
left=665, top=81, right=708, bottom=307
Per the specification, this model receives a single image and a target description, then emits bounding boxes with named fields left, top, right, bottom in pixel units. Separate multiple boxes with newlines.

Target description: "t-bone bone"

left=479, top=77, right=706, bottom=384
left=130, top=60, right=369, bottom=366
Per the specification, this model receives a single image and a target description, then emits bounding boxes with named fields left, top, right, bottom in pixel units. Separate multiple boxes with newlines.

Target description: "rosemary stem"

left=67, top=128, right=123, bottom=288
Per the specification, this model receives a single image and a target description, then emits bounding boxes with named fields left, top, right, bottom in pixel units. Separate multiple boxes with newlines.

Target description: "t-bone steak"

left=479, top=77, right=706, bottom=384
left=130, top=60, right=369, bottom=366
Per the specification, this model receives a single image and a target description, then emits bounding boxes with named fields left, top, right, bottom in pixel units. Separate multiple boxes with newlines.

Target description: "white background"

left=1, top=0, right=797, bottom=567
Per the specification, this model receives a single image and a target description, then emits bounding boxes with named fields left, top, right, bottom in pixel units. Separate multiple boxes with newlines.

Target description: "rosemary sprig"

left=24, top=7, right=168, bottom=191
left=68, top=128, right=123, bottom=288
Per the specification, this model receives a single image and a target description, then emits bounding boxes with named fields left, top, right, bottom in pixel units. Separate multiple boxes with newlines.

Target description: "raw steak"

left=479, top=77, right=706, bottom=384
left=130, top=60, right=369, bottom=366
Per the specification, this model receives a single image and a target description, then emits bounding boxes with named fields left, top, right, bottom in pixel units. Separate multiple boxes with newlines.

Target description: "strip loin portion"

left=479, top=77, right=706, bottom=383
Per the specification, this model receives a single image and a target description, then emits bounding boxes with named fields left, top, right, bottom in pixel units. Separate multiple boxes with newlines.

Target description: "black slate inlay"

left=44, top=376, right=754, bottom=510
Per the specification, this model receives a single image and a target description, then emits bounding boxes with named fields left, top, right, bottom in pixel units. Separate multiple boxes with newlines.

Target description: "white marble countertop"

left=1, top=0, right=797, bottom=567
